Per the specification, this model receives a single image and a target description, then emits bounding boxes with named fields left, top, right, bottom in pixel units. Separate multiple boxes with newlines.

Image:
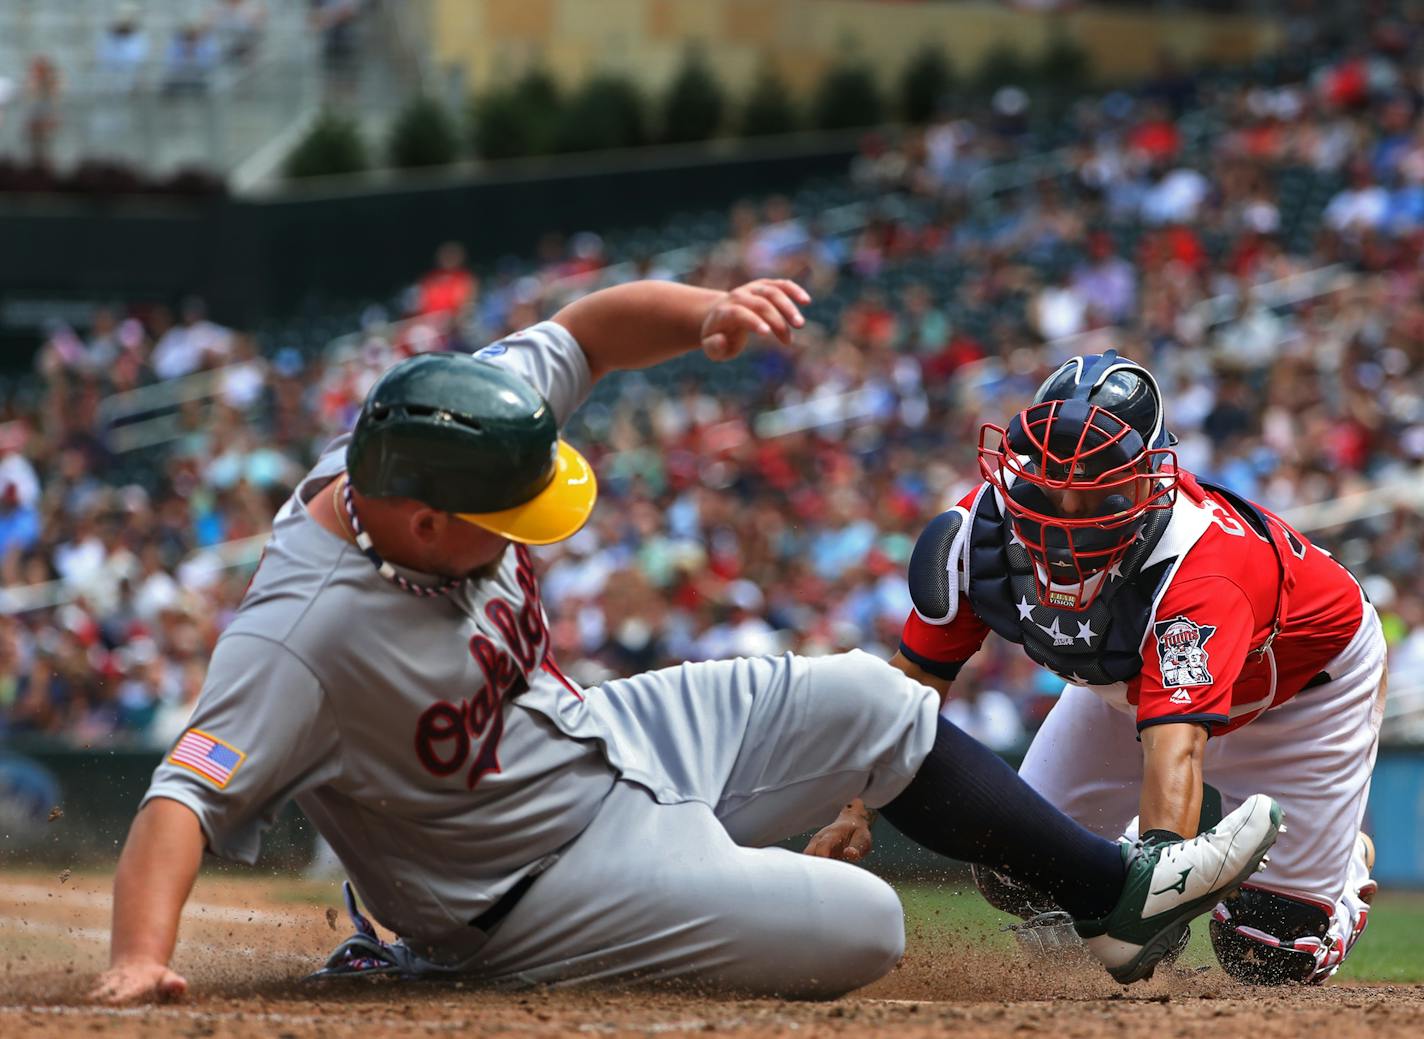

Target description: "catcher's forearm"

left=1138, top=723, right=1208, bottom=838
left=552, top=281, right=725, bottom=381
left=108, top=798, right=205, bottom=967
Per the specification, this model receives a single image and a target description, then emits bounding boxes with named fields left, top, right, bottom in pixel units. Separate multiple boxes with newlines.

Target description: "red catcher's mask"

left=979, top=398, right=1177, bottom=608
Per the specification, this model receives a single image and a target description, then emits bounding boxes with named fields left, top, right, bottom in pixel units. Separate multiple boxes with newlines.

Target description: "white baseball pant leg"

left=1201, top=604, right=1386, bottom=978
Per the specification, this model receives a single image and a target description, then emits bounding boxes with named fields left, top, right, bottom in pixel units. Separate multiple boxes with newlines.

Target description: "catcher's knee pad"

left=1209, top=888, right=1331, bottom=985
left=971, top=864, right=1057, bottom=920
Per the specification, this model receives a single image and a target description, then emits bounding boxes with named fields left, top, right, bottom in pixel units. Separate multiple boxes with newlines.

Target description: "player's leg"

left=469, top=781, right=907, bottom=997
left=573, top=649, right=939, bottom=846
left=1203, top=612, right=1386, bottom=983
left=707, top=649, right=941, bottom=845
left=586, top=648, right=1124, bottom=922
left=973, top=683, right=1142, bottom=917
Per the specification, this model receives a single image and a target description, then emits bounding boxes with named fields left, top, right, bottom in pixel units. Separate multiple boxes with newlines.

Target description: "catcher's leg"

left=980, top=688, right=1211, bottom=964
left=1016, top=682, right=1143, bottom=837
left=1203, top=606, right=1386, bottom=984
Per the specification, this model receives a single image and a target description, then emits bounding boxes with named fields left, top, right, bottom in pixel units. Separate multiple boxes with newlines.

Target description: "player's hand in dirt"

left=804, top=803, right=875, bottom=863
left=91, top=959, right=189, bottom=1005
left=701, top=279, right=810, bottom=361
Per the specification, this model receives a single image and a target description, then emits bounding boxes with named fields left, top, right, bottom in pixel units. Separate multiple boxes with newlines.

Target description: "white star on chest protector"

left=1008, top=528, right=1026, bottom=549
left=1016, top=595, right=1036, bottom=620
left=1107, top=561, right=1124, bottom=580
left=1075, top=619, right=1098, bottom=644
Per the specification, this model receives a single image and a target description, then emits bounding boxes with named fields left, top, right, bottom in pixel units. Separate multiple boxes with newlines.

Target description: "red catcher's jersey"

left=901, top=473, right=1365, bottom=735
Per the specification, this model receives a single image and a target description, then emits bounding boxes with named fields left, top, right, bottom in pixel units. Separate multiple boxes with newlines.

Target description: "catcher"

left=809, top=351, right=1384, bottom=984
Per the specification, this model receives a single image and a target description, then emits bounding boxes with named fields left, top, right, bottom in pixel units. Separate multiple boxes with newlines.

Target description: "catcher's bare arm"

left=92, top=798, right=205, bottom=1004
left=1139, top=722, right=1208, bottom=838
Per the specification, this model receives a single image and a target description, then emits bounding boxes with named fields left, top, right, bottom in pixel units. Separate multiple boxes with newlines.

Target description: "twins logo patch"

left=1154, top=616, right=1216, bottom=689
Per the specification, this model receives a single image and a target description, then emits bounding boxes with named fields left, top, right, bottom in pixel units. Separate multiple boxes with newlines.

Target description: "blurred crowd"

left=6, top=9, right=1424, bottom=749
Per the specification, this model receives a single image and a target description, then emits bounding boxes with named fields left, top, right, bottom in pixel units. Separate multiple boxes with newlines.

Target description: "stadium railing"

left=0, top=532, right=268, bottom=617
left=966, top=110, right=1215, bottom=200
left=0, top=0, right=320, bottom=176
left=1187, top=264, right=1353, bottom=333
left=96, top=360, right=261, bottom=453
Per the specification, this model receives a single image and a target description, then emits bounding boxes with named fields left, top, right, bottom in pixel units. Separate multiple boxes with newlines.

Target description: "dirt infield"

left=3, top=871, right=1422, bottom=1038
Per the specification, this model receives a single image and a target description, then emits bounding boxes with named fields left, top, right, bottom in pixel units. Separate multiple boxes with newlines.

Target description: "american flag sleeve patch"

left=168, top=729, right=247, bottom=789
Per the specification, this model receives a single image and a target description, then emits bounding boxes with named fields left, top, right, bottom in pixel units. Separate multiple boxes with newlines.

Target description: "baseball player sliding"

left=809, top=351, right=1384, bottom=984
left=94, top=284, right=1281, bottom=1004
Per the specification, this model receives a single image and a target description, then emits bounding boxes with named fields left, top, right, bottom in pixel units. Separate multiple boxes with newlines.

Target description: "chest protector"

left=965, top=484, right=1175, bottom=685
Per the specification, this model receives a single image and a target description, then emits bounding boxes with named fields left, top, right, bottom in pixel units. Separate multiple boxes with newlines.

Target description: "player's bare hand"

left=804, top=813, right=874, bottom=863
left=700, top=279, right=810, bottom=361
left=90, top=959, right=189, bottom=1005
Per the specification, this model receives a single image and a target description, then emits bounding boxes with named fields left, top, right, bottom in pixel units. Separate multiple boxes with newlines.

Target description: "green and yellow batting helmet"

left=346, top=353, right=596, bottom=545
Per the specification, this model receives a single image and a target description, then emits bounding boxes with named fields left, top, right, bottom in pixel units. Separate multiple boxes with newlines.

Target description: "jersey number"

left=1201, top=498, right=1247, bottom=537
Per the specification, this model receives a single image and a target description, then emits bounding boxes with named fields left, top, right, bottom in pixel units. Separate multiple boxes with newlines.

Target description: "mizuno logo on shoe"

left=1151, top=867, right=1192, bottom=896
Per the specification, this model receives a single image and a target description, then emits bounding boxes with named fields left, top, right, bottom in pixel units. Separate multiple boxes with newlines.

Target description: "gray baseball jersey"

left=144, top=323, right=618, bottom=946
left=144, top=319, right=943, bottom=993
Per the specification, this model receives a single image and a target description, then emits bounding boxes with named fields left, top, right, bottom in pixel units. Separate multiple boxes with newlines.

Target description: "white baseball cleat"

left=1074, top=793, right=1284, bottom=983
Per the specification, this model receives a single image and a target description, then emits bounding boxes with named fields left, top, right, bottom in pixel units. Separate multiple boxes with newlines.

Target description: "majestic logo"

left=1154, top=616, right=1216, bottom=688
left=1169, top=688, right=1193, bottom=705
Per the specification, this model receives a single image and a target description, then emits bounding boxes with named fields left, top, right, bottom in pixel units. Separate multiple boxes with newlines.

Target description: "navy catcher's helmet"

left=1031, top=350, right=1175, bottom=457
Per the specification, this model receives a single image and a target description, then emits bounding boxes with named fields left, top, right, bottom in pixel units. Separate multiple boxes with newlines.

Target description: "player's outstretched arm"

left=1139, top=722, right=1208, bottom=839
left=552, top=278, right=809, bottom=379
left=91, top=798, right=206, bottom=1005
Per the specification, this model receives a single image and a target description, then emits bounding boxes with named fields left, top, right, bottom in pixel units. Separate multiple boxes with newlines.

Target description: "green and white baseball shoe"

left=1076, top=794, right=1284, bottom=984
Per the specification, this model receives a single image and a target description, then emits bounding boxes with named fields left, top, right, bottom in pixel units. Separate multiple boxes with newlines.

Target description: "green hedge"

left=284, top=111, right=367, bottom=180
left=288, top=39, right=1101, bottom=173
left=813, top=63, right=884, bottom=130
left=661, top=49, right=726, bottom=143
left=388, top=95, right=460, bottom=169
left=470, top=69, right=561, bottom=159
left=901, top=46, right=956, bottom=125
